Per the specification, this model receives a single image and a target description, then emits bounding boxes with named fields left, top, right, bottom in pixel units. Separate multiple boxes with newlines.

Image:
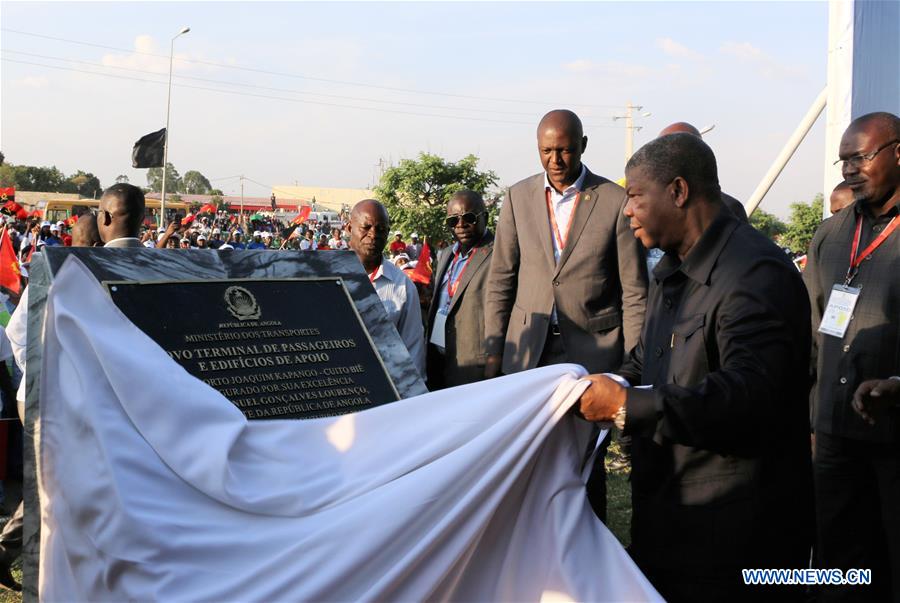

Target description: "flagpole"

left=160, top=26, right=190, bottom=229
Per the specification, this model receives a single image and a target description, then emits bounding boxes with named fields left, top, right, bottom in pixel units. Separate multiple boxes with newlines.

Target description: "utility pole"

left=612, top=101, right=651, bottom=164
left=240, top=175, right=244, bottom=216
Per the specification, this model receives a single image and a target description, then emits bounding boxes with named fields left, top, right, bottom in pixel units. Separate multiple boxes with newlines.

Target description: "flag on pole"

left=0, top=187, right=15, bottom=203
left=291, top=206, right=312, bottom=226
left=198, top=203, right=218, bottom=215
left=2, top=200, right=27, bottom=221
left=409, top=240, right=432, bottom=285
left=0, top=229, right=22, bottom=295
left=131, top=128, right=166, bottom=168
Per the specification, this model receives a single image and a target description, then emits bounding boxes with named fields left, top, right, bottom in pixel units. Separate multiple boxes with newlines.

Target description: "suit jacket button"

left=655, top=346, right=663, bottom=357
left=553, top=280, right=560, bottom=287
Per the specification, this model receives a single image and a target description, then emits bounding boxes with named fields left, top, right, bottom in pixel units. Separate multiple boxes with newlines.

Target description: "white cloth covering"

left=37, top=257, right=660, bottom=603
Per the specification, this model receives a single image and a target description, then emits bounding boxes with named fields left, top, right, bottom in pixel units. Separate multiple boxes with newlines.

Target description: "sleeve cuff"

left=624, top=387, right=661, bottom=438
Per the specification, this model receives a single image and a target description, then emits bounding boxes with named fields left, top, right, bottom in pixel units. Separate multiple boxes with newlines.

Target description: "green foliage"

left=182, top=170, right=213, bottom=195
left=115, top=174, right=130, bottom=184
left=374, top=153, right=499, bottom=244
left=749, top=208, right=788, bottom=241
left=0, top=163, right=102, bottom=197
left=147, top=163, right=182, bottom=193
left=782, top=194, right=824, bottom=253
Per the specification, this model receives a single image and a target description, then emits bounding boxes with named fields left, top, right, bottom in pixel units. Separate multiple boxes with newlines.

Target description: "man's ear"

left=671, top=177, right=690, bottom=208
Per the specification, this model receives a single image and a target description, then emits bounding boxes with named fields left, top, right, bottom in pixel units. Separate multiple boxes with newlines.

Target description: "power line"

left=1, top=27, right=629, bottom=110
left=2, top=49, right=560, bottom=118
left=1, top=57, right=623, bottom=128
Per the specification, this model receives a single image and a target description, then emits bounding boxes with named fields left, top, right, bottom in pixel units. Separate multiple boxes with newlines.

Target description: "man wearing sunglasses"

left=484, top=109, right=649, bottom=520
left=425, top=190, right=494, bottom=389
left=804, top=111, right=900, bottom=602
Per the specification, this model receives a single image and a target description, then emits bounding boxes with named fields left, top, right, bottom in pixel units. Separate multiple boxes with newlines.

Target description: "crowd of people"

left=0, top=108, right=898, bottom=602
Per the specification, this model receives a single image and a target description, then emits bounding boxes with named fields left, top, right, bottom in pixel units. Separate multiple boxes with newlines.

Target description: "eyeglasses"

left=834, top=139, right=899, bottom=168
left=445, top=211, right=484, bottom=229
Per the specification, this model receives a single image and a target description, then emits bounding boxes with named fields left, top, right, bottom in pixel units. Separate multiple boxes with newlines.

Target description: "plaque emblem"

left=224, top=286, right=261, bottom=320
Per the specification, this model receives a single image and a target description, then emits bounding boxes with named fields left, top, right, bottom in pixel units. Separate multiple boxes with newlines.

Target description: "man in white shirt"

left=347, top=200, right=426, bottom=379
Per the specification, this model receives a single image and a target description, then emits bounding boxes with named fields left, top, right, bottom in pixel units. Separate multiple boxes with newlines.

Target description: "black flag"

left=131, top=128, right=166, bottom=168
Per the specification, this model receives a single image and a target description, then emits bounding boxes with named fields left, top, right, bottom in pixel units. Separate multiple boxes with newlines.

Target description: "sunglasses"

left=445, top=211, right=484, bottom=229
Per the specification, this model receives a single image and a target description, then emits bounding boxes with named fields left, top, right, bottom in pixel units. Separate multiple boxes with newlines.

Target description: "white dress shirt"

left=370, top=260, right=426, bottom=379
left=544, top=164, right=588, bottom=325
left=543, top=164, right=587, bottom=262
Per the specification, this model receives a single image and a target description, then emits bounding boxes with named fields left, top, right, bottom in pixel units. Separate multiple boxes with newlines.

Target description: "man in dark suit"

left=577, top=133, right=813, bottom=602
left=484, top=109, right=648, bottom=520
left=97, top=183, right=146, bottom=248
left=426, top=190, right=494, bottom=389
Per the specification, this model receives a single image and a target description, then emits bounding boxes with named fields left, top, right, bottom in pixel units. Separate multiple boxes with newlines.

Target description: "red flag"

left=65, top=214, right=80, bottom=227
left=2, top=200, right=27, bottom=220
left=0, top=229, right=22, bottom=295
left=182, top=213, right=196, bottom=226
left=29, top=209, right=42, bottom=219
left=0, top=187, right=14, bottom=203
left=198, top=203, right=218, bottom=215
left=409, top=240, right=432, bottom=285
left=291, top=206, right=312, bottom=226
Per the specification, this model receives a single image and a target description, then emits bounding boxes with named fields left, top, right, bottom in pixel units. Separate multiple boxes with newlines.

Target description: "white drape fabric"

left=37, top=258, right=660, bottom=602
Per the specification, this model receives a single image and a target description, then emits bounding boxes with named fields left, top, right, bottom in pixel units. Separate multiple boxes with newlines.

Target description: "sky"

left=1, top=1, right=830, bottom=218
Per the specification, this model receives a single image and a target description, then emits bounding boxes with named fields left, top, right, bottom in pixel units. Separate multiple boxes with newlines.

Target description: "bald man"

left=657, top=122, right=749, bottom=222
left=485, top=109, right=648, bottom=520
left=346, top=200, right=426, bottom=378
left=70, top=213, right=102, bottom=248
left=829, top=180, right=854, bottom=215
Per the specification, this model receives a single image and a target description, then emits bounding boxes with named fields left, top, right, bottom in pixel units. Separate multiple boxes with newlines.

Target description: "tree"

left=64, top=170, right=103, bottom=198
left=115, top=174, right=130, bottom=184
left=182, top=170, right=213, bottom=195
left=0, top=151, right=5, bottom=166
left=782, top=194, right=824, bottom=253
left=749, top=208, right=788, bottom=241
left=147, top=163, right=182, bottom=193
left=374, top=153, right=499, bottom=244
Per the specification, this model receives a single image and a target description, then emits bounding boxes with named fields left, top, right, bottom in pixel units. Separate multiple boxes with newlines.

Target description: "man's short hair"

left=850, top=111, right=900, bottom=139
left=102, top=183, right=146, bottom=234
left=626, top=133, right=721, bottom=201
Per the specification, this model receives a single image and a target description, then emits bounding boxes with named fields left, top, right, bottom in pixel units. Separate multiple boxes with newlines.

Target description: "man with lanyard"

left=804, top=111, right=900, bottom=602
left=347, top=199, right=425, bottom=379
left=485, top=109, right=648, bottom=521
left=426, top=190, right=494, bottom=389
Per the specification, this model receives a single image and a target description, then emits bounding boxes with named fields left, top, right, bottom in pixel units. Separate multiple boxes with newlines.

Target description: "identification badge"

left=819, top=284, right=860, bottom=338
left=430, top=309, right=448, bottom=348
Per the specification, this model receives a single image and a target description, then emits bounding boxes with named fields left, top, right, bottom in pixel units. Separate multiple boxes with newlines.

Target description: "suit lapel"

left=554, top=177, right=600, bottom=276
left=448, top=238, right=492, bottom=315
left=530, top=177, right=557, bottom=272
left=429, top=248, right=454, bottom=323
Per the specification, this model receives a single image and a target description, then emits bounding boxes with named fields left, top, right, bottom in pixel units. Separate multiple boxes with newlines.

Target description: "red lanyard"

left=446, top=247, right=477, bottom=299
left=545, top=188, right=580, bottom=251
left=845, top=214, right=899, bottom=285
left=368, top=266, right=380, bottom=283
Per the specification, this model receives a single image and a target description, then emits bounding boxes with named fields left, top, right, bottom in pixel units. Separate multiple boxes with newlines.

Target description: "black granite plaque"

left=105, top=277, right=400, bottom=420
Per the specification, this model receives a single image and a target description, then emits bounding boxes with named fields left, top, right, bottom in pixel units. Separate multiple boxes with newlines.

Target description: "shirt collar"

left=103, top=237, right=141, bottom=247
left=544, top=164, right=588, bottom=196
left=853, top=197, right=900, bottom=220
left=653, top=206, right=739, bottom=286
left=372, top=259, right=401, bottom=283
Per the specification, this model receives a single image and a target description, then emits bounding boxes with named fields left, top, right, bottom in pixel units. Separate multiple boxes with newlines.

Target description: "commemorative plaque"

left=105, top=278, right=400, bottom=420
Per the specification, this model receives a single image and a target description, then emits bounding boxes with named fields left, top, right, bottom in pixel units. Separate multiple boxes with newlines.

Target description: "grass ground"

left=605, top=436, right=632, bottom=548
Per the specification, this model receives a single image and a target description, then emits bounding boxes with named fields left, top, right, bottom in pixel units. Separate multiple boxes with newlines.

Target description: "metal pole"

left=744, top=87, right=828, bottom=217
left=159, top=27, right=189, bottom=228
left=240, top=175, right=244, bottom=216
left=160, top=38, right=176, bottom=229
left=624, top=101, right=635, bottom=162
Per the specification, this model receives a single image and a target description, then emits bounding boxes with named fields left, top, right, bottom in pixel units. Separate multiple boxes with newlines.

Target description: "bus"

left=33, top=196, right=191, bottom=225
